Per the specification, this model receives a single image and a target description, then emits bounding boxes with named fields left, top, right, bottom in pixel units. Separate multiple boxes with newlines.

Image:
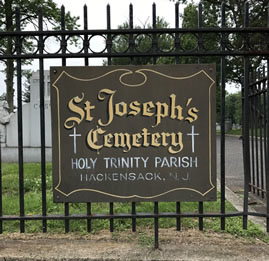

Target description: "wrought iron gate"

left=0, top=1, right=269, bottom=248
left=246, top=67, right=269, bottom=202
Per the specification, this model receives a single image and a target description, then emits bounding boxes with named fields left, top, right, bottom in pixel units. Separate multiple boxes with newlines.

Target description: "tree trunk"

left=4, top=0, right=15, bottom=113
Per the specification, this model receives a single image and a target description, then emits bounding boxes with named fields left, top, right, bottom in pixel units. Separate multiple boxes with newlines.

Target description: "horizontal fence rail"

left=0, top=1, right=269, bottom=248
left=0, top=28, right=268, bottom=59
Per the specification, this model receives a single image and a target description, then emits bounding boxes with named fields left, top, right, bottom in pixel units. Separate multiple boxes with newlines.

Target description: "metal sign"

left=51, top=65, right=216, bottom=202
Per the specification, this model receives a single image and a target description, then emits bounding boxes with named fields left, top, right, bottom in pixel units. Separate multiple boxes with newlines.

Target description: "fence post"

left=175, top=2, right=182, bottom=232
left=15, top=7, right=25, bottom=233
left=220, top=1, right=226, bottom=231
left=198, top=1, right=204, bottom=231
left=38, top=7, right=47, bottom=233
left=243, top=1, right=250, bottom=230
left=0, top=134, right=2, bottom=233
left=266, top=4, right=269, bottom=232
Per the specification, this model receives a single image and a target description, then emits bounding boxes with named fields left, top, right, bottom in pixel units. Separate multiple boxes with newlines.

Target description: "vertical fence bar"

left=175, top=2, right=180, bottom=65
left=152, top=3, right=157, bottom=64
left=198, top=2, right=203, bottom=231
left=250, top=75, right=255, bottom=193
left=38, top=8, right=47, bottom=232
left=61, top=5, right=69, bottom=233
left=264, top=6, right=269, bottom=230
left=129, top=4, right=134, bottom=65
left=16, top=7, right=25, bottom=233
left=84, top=5, right=89, bottom=67
left=106, top=4, right=114, bottom=233
left=175, top=2, right=181, bottom=232
left=197, top=2, right=202, bottom=65
left=263, top=67, right=267, bottom=200
left=0, top=135, right=2, bottom=233
left=176, top=202, right=181, bottom=231
left=106, top=4, right=112, bottom=66
left=83, top=5, right=92, bottom=233
left=109, top=202, right=114, bottom=232
left=132, top=202, right=136, bottom=232
left=258, top=74, right=264, bottom=195
left=152, top=3, right=159, bottom=248
left=220, top=2, right=226, bottom=230
left=249, top=92, right=252, bottom=193
left=154, top=202, right=159, bottom=249
left=254, top=71, right=260, bottom=196
left=87, top=203, right=92, bottom=232
left=129, top=3, right=136, bottom=233
left=266, top=7, right=269, bottom=231
left=243, top=1, right=250, bottom=230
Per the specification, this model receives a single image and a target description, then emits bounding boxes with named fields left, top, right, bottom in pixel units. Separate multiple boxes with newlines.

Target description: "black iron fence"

left=248, top=67, right=268, bottom=199
left=0, top=2, right=269, bottom=248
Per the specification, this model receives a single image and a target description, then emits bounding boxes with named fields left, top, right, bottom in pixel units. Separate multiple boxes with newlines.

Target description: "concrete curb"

left=217, top=178, right=267, bottom=232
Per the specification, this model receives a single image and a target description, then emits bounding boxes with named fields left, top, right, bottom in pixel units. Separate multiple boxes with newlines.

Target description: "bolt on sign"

left=51, top=65, right=216, bottom=202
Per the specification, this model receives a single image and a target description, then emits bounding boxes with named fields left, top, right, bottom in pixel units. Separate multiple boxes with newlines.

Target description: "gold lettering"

left=168, top=132, right=183, bottom=154
left=151, top=133, right=161, bottom=147
left=132, top=133, right=142, bottom=147
left=64, top=93, right=85, bottom=129
left=84, top=101, right=95, bottom=121
left=87, top=127, right=106, bottom=151
left=115, top=102, right=127, bottom=116
left=86, top=127, right=185, bottom=154
left=104, top=133, right=113, bottom=148
left=161, top=132, right=170, bottom=147
left=114, top=133, right=131, bottom=152
left=143, top=101, right=155, bottom=117
left=129, top=101, right=141, bottom=116
left=186, top=107, right=199, bottom=123
left=153, top=102, right=169, bottom=127
left=98, top=89, right=116, bottom=127
left=141, top=128, right=150, bottom=147
left=170, top=94, right=183, bottom=120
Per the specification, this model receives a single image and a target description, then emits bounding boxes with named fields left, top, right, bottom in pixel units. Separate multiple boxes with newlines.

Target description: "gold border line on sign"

left=52, top=68, right=216, bottom=199
left=55, top=186, right=215, bottom=198
left=118, top=69, right=208, bottom=87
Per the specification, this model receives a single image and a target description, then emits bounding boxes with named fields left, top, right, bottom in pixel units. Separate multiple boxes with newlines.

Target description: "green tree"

left=175, top=0, right=267, bottom=84
left=0, top=0, right=79, bottom=112
left=180, top=3, right=222, bottom=122
left=225, top=92, right=242, bottom=125
left=107, top=17, right=174, bottom=65
left=179, top=1, right=267, bottom=122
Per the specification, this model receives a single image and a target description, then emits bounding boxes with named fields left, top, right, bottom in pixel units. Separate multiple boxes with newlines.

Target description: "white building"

left=1, top=70, right=52, bottom=162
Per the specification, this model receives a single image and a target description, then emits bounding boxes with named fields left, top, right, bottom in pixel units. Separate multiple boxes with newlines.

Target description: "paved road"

left=217, top=135, right=244, bottom=193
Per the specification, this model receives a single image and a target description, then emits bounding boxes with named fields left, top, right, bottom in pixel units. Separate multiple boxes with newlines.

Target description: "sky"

left=0, top=0, right=237, bottom=98
left=54, top=0, right=181, bottom=29
left=0, top=0, right=184, bottom=97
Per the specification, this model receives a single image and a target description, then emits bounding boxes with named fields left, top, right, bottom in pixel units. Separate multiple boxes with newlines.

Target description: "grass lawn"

left=218, top=128, right=266, bottom=137
left=1, top=162, right=269, bottom=242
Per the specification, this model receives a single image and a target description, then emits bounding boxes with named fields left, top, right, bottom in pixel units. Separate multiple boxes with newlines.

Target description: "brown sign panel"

left=50, top=65, right=216, bottom=202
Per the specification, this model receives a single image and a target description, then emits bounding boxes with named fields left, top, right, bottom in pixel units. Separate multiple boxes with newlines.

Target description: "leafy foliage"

left=180, top=0, right=267, bottom=83
left=225, top=92, right=242, bottom=125
left=0, top=0, right=79, bottom=112
left=105, top=17, right=174, bottom=66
